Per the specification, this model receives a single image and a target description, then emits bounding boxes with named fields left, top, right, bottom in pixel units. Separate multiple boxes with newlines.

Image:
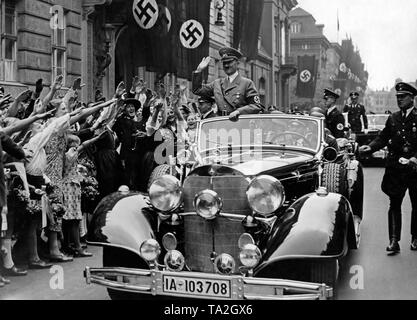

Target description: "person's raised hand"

left=72, top=77, right=83, bottom=91
left=197, top=57, right=211, bottom=72
left=35, top=79, right=44, bottom=96
left=0, top=94, right=12, bottom=108
left=115, top=81, right=126, bottom=99
left=16, top=89, right=33, bottom=102
left=52, top=75, right=64, bottom=91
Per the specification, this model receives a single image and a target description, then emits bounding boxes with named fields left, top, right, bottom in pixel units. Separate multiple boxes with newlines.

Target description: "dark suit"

left=325, top=108, right=346, bottom=139
left=369, top=108, right=417, bottom=241
left=192, top=71, right=263, bottom=116
left=343, top=103, right=368, bottom=133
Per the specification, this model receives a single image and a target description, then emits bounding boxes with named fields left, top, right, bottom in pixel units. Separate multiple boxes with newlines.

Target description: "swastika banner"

left=296, top=55, right=318, bottom=99
left=126, top=0, right=210, bottom=81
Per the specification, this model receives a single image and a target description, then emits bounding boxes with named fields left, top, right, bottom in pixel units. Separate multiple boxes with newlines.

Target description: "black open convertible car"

left=83, top=114, right=363, bottom=300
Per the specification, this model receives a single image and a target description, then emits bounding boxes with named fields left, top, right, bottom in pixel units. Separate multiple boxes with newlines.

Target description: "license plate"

left=163, top=276, right=231, bottom=298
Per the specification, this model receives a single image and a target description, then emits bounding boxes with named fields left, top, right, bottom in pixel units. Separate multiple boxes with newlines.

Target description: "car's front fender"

left=88, top=192, right=157, bottom=256
left=256, top=191, right=354, bottom=275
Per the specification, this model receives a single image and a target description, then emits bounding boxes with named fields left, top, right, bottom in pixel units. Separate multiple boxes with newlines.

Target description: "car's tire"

left=349, top=163, right=364, bottom=220
left=322, top=163, right=349, bottom=198
left=310, top=259, right=339, bottom=299
left=147, top=165, right=172, bottom=191
left=103, top=246, right=150, bottom=300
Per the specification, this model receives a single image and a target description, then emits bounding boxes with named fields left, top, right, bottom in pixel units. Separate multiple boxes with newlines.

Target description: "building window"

left=0, top=0, right=17, bottom=81
left=290, top=22, right=301, bottom=34
left=51, top=10, right=66, bottom=83
left=302, top=44, right=309, bottom=50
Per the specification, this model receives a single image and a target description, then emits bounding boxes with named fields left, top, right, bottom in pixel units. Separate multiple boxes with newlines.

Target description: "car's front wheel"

left=322, top=163, right=349, bottom=198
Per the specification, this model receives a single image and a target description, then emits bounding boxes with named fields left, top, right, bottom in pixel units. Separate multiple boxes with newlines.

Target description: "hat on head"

left=395, top=82, right=417, bottom=97
left=310, top=107, right=325, bottom=117
left=198, top=96, right=215, bottom=104
left=219, top=47, right=243, bottom=62
left=123, top=98, right=141, bottom=111
left=349, top=91, right=360, bottom=97
left=323, top=88, right=340, bottom=100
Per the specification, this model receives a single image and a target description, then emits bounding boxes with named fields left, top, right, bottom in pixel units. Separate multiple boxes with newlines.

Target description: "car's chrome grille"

left=183, top=175, right=251, bottom=215
left=183, top=215, right=245, bottom=273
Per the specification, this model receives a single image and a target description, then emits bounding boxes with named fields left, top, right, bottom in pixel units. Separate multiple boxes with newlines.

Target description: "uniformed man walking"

left=192, top=47, right=263, bottom=122
left=323, top=88, right=346, bottom=139
left=343, top=91, right=368, bottom=133
left=360, top=82, right=417, bottom=254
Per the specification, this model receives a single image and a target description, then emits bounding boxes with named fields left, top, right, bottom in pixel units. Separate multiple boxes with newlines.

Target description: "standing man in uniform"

left=343, top=91, right=368, bottom=133
left=323, top=88, right=346, bottom=139
left=192, top=47, right=263, bottom=122
left=197, top=96, right=217, bottom=120
left=359, top=82, right=417, bottom=254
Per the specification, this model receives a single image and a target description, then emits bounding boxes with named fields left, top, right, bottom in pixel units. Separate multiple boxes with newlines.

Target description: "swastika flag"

left=296, top=55, right=318, bottom=99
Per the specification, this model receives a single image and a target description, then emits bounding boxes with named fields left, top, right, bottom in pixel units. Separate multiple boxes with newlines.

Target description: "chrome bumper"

left=84, top=267, right=333, bottom=300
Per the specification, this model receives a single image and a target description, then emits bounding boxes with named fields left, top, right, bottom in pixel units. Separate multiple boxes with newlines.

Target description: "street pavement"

left=1, top=167, right=417, bottom=300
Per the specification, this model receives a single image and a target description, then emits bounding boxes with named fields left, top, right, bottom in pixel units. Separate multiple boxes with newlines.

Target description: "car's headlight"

left=246, top=175, right=285, bottom=217
left=194, top=190, right=223, bottom=220
left=214, top=254, right=236, bottom=275
left=164, top=250, right=185, bottom=272
left=239, top=244, right=262, bottom=268
left=140, top=239, right=161, bottom=262
left=149, top=175, right=182, bottom=213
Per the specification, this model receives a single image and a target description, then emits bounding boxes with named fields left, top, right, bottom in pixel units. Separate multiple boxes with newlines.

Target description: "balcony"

left=279, top=56, right=297, bottom=77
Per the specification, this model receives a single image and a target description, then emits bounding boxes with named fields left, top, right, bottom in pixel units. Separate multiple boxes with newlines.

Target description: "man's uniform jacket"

left=192, top=71, right=263, bottom=116
left=325, top=107, right=346, bottom=139
left=369, top=108, right=417, bottom=196
left=343, top=103, right=368, bottom=133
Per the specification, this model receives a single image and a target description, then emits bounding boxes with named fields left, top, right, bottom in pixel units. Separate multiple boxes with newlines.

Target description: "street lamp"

left=214, top=0, right=226, bottom=26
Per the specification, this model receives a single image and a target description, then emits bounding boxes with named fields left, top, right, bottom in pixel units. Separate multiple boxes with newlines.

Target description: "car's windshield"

left=368, top=115, right=389, bottom=128
left=198, top=116, right=320, bottom=153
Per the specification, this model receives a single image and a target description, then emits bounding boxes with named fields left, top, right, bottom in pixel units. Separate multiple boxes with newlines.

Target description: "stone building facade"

left=288, top=7, right=341, bottom=110
left=0, top=0, right=82, bottom=97
left=0, top=0, right=298, bottom=108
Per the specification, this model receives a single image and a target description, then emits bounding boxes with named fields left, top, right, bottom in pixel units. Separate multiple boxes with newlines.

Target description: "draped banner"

left=233, top=0, right=265, bottom=61
left=124, top=0, right=210, bottom=80
left=296, top=55, right=318, bottom=99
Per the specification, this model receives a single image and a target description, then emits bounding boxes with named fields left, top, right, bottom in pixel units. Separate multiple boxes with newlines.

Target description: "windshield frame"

left=196, top=114, right=324, bottom=157
left=367, top=114, right=389, bottom=128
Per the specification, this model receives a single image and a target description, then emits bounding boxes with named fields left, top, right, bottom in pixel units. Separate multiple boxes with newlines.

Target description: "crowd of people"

left=0, top=72, right=225, bottom=288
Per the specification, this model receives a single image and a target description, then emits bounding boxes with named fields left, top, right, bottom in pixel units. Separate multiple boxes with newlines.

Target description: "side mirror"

left=323, top=147, right=338, bottom=163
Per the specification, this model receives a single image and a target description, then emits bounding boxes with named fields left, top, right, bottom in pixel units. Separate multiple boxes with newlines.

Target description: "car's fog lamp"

left=149, top=175, right=182, bottom=213
left=194, top=190, right=223, bottom=220
left=162, top=233, right=178, bottom=251
left=239, top=244, right=262, bottom=268
left=214, top=254, right=235, bottom=275
left=140, top=239, right=161, bottom=262
left=164, top=250, right=185, bottom=272
left=246, top=175, right=285, bottom=217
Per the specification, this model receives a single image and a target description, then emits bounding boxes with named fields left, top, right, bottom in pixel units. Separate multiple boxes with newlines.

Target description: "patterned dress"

left=44, top=127, right=68, bottom=232
left=62, top=148, right=82, bottom=221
